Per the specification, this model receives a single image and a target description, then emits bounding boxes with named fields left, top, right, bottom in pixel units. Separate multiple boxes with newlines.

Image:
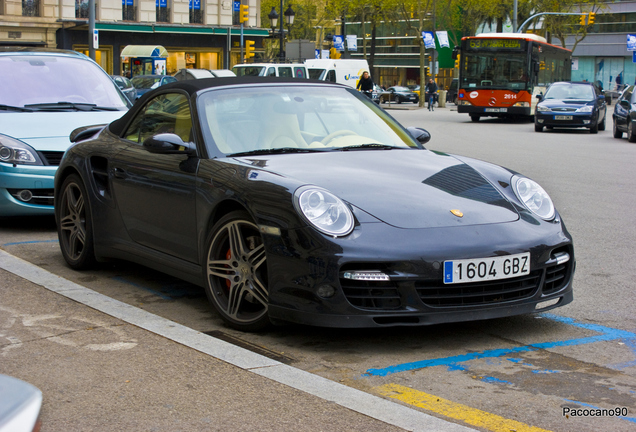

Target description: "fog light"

left=342, top=270, right=390, bottom=281
left=17, top=190, right=33, bottom=202
left=537, top=119, right=544, bottom=123
left=583, top=120, right=591, bottom=124
left=316, top=284, right=336, bottom=298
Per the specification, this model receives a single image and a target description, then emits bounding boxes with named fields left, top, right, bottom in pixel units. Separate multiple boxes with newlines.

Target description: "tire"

left=56, top=173, right=97, bottom=270
left=535, top=123, right=543, bottom=132
left=590, top=117, right=599, bottom=134
left=204, top=211, right=270, bottom=331
left=613, top=119, right=623, bottom=138
left=628, top=121, right=636, bottom=143
left=470, top=115, right=480, bottom=122
left=598, top=114, right=606, bottom=131
left=396, top=96, right=402, bottom=104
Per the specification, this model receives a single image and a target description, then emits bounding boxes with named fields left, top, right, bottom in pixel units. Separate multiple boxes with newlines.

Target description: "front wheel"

left=590, top=118, right=599, bottom=134
left=56, top=174, right=97, bottom=269
left=534, top=123, right=543, bottom=132
left=204, top=211, right=270, bottom=331
left=598, top=114, right=606, bottom=131
left=613, top=119, right=623, bottom=138
left=628, top=121, right=636, bottom=143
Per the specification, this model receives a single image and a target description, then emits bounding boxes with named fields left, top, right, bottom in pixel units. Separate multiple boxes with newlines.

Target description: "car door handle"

left=113, top=167, right=127, bottom=179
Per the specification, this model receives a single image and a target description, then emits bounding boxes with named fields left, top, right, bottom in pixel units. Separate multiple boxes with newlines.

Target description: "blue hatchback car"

left=0, top=47, right=129, bottom=216
left=534, top=81, right=606, bottom=134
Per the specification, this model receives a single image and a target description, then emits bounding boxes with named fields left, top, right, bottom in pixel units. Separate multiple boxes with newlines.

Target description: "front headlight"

left=576, top=105, right=593, bottom=113
left=0, top=134, right=43, bottom=165
left=536, top=105, right=550, bottom=112
left=294, top=186, right=354, bottom=236
left=512, top=176, right=555, bottom=220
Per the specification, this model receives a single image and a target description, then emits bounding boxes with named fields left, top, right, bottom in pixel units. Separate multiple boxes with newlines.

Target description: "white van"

left=232, top=63, right=309, bottom=79
left=304, top=59, right=370, bottom=89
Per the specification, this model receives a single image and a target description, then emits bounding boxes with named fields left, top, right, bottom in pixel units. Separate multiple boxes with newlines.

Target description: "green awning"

left=120, top=45, right=168, bottom=58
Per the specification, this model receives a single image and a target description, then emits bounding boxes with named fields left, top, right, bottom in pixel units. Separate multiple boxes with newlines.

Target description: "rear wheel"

left=204, top=211, right=270, bottom=331
left=628, top=121, right=636, bottom=143
left=613, top=119, right=623, bottom=138
left=56, top=174, right=96, bottom=270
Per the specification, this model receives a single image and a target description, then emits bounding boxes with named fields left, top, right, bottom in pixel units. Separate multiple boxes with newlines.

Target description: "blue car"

left=534, top=81, right=606, bottom=133
left=131, top=74, right=178, bottom=99
left=0, top=47, right=130, bottom=217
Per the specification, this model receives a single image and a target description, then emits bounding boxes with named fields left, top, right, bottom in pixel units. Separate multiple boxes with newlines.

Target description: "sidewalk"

left=0, top=250, right=475, bottom=432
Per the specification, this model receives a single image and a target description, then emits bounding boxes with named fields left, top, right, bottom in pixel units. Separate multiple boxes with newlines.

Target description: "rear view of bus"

left=455, top=33, right=572, bottom=122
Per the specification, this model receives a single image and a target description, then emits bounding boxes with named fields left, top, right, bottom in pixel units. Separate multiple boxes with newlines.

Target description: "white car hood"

left=1, top=111, right=125, bottom=151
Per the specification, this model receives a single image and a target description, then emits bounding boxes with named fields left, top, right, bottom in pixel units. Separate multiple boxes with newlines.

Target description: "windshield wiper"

left=228, top=147, right=329, bottom=157
left=339, top=144, right=402, bottom=151
left=0, top=104, right=33, bottom=112
left=24, top=102, right=119, bottom=111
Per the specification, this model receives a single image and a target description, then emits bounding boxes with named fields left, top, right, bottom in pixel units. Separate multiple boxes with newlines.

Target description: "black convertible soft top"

left=109, top=76, right=338, bottom=136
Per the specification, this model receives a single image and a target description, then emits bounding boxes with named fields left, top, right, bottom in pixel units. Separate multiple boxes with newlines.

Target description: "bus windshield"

left=461, top=51, right=530, bottom=91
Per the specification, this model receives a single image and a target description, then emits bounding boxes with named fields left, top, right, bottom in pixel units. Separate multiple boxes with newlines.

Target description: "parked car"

left=0, top=374, right=42, bottom=432
left=232, top=63, right=308, bottom=79
left=0, top=47, right=130, bottom=217
left=111, top=75, right=137, bottom=103
left=534, top=81, right=606, bottom=133
left=380, top=86, right=419, bottom=104
left=55, top=77, right=574, bottom=332
left=446, top=78, right=459, bottom=104
left=612, top=84, right=636, bottom=142
left=173, top=68, right=237, bottom=81
left=407, top=84, right=420, bottom=97
left=370, top=84, right=386, bottom=104
left=131, top=74, right=178, bottom=99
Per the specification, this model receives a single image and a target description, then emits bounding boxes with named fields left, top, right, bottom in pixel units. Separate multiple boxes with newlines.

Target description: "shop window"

left=122, top=0, right=136, bottom=21
left=189, top=0, right=203, bottom=24
left=156, top=0, right=169, bottom=22
left=22, top=0, right=40, bottom=16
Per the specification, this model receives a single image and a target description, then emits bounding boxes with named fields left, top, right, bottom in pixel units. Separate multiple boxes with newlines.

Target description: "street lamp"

left=268, top=2, right=295, bottom=62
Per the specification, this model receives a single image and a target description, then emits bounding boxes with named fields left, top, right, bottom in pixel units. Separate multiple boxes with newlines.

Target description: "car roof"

left=0, top=46, right=87, bottom=57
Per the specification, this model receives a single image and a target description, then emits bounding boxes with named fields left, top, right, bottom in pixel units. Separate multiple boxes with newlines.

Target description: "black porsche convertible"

left=54, top=77, right=574, bottom=331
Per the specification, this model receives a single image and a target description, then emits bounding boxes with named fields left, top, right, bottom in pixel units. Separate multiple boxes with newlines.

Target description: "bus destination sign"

left=468, top=39, right=523, bottom=50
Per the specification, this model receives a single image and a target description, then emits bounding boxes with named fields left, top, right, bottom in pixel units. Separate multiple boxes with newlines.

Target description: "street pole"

left=88, top=0, right=95, bottom=60
left=513, top=0, right=518, bottom=33
left=279, top=0, right=284, bottom=62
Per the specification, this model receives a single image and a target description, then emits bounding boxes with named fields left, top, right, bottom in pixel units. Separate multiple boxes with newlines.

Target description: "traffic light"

left=239, top=4, right=249, bottom=23
left=579, top=14, right=587, bottom=26
left=588, top=12, right=595, bottom=25
left=424, top=66, right=430, bottom=76
left=454, top=55, right=460, bottom=69
left=329, top=47, right=341, bottom=59
left=245, top=40, right=255, bottom=59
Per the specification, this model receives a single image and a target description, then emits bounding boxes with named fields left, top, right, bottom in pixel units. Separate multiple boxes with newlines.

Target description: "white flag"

left=436, top=31, right=450, bottom=48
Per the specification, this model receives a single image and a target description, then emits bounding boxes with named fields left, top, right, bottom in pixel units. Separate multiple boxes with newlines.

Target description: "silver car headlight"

left=512, top=176, right=555, bottom=220
left=576, top=105, right=593, bottom=113
left=536, top=105, right=550, bottom=112
left=0, top=134, right=43, bottom=165
left=294, top=186, right=354, bottom=236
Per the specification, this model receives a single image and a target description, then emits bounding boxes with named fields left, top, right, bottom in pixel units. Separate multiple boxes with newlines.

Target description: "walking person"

left=356, top=71, right=374, bottom=99
left=425, top=78, right=438, bottom=111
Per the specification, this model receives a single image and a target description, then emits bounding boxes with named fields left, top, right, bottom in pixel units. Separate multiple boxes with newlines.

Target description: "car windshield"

left=197, top=85, right=419, bottom=156
left=392, top=86, right=410, bottom=92
left=545, top=84, right=594, bottom=100
left=131, top=76, right=162, bottom=89
left=0, top=54, right=128, bottom=109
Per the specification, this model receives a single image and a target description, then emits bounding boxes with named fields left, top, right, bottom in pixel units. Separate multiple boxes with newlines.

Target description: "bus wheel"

left=535, top=123, right=543, bottom=132
left=470, top=115, right=480, bottom=122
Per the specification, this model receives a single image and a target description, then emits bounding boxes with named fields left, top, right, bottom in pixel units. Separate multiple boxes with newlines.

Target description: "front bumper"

left=265, top=216, right=575, bottom=328
left=0, top=163, right=57, bottom=216
left=458, top=105, right=530, bottom=117
left=535, top=112, right=597, bottom=128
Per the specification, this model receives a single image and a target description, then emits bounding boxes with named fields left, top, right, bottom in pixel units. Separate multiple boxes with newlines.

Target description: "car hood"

left=237, top=150, right=519, bottom=229
left=539, top=99, right=593, bottom=108
left=1, top=111, right=125, bottom=151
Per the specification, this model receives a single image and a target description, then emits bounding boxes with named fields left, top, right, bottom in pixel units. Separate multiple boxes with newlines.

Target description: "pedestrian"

left=356, top=71, right=374, bottom=99
left=425, top=78, right=438, bottom=111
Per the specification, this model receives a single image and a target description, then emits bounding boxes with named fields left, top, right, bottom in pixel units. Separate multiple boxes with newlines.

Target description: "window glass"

left=124, top=93, right=192, bottom=144
left=266, top=67, right=276, bottom=76
left=293, top=67, right=306, bottom=78
left=279, top=67, right=292, bottom=78
left=326, top=70, right=336, bottom=82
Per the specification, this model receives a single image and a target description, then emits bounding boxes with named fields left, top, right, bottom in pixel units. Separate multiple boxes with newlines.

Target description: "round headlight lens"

left=294, top=187, right=354, bottom=236
left=513, top=176, right=555, bottom=220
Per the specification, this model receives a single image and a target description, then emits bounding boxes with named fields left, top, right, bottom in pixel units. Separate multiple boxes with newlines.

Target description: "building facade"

left=0, top=0, right=268, bottom=74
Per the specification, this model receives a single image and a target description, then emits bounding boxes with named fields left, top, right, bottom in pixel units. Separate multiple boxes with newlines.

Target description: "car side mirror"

left=620, top=100, right=631, bottom=109
left=143, top=133, right=196, bottom=155
left=407, top=127, right=431, bottom=147
left=598, top=95, right=605, bottom=102
left=536, top=94, right=543, bottom=101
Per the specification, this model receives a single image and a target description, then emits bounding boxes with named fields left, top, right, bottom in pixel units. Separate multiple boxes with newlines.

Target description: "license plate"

left=485, top=108, right=507, bottom=112
left=554, top=115, right=573, bottom=120
left=443, top=252, right=530, bottom=284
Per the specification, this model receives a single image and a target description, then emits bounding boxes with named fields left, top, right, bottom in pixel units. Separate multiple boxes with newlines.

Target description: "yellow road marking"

left=375, top=383, right=552, bottom=432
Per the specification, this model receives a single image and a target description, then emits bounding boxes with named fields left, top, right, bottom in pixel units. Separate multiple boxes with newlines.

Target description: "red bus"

left=456, top=33, right=572, bottom=121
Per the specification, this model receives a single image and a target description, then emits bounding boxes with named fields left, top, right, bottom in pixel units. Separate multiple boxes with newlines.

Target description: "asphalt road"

left=1, top=104, right=635, bottom=431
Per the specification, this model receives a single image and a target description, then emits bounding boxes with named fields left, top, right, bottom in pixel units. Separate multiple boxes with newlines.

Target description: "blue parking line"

left=364, top=314, right=636, bottom=377
left=2, top=240, right=58, bottom=246
left=111, top=276, right=173, bottom=300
